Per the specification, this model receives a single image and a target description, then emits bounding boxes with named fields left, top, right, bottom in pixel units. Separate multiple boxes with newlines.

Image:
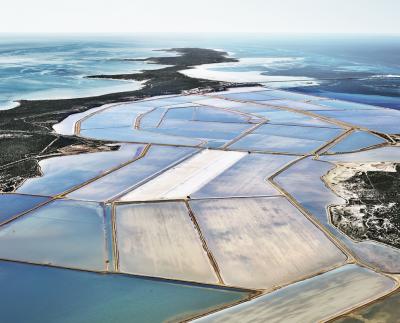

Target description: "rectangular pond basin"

left=138, top=104, right=224, bottom=129
left=119, top=149, right=246, bottom=202
left=80, top=103, right=154, bottom=130
left=320, top=146, right=400, bottom=163
left=189, top=197, right=347, bottom=289
left=68, top=146, right=198, bottom=201
left=155, top=119, right=251, bottom=141
left=0, top=194, right=50, bottom=224
left=138, top=107, right=167, bottom=129
left=313, top=109, right=400, bottom=134
left=16, top=144, right=145, bottom=196
left=0, top=260, right=251, bottom=323
left=191, top=153, right=295, bottom=199
left=325, top=131, right=387, bottom=154
left=80, top=127, right=204, bottom=146
left=314, top=99, right=381, bottom=111
left=139, top=95, right=206, bottom=106
left=252, top=124, right=343, bottom=142
left=193, top=107, right=251, bottom=123
left=261, top=89, right=318, bottom=101
left=115, top=202, right=218, bottom=283
left=228, top=124, right=343, bottom=154
left=195, top=264, right=396, bottom=323
left=228, top=133, right=325, bottom=154
left=220, top=92, right=281, bottom=102
left=194, top=98, right=271, bottom=114
left=0, top=199, right=107, bottom=271
left=53, top=103, right=117, bottom=135
left=264, top=99, right=336, bottom=111
left=253, top=109, right=340, bottom=128
left=162, top=106, right=196, bottom=120
left=274, top=157, right=400, bottom=273
left=334, top=290, right=400, bottom=323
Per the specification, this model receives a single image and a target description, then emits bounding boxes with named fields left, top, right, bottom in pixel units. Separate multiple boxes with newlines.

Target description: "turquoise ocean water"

left=0, top=33, right=399, bottom=110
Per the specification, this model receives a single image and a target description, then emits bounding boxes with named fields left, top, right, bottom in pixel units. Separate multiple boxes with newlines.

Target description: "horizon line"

left=1, top=31, right=400, bottom=36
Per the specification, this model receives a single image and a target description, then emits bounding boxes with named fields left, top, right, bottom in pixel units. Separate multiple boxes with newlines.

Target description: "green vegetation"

left=330, top=164, right=400, bottom=249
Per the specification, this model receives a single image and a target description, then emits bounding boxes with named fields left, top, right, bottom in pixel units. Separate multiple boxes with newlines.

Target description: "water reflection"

left=0, top=199, right=107, bottom=271
left=0, top=260, right=250, bottom=323
left=116, top=202, right=218, bottom=283
left=334, top=290, right=400, bottom=323
left=275, top=157, right=400, bottom=272
left=189, top=197, right=346, bottom=289
left=17, top=144, right=144, bottom=196
left=195, top=265, right=396, bottom=323
left=68, top=146, right=198, bottom=201
left=0, top=194, right=49, bottom=224
left=325, top=131, right=386, bottom=154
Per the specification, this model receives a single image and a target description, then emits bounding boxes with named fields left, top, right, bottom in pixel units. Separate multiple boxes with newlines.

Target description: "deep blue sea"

left=0, top=33, right=399, bottom=110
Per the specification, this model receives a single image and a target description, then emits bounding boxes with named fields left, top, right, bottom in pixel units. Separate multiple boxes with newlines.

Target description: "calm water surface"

left=0, top=33, right=399, bottom=110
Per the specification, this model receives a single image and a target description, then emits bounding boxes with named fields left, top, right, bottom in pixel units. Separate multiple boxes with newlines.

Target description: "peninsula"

left=0, top=48, right=254, bottom=191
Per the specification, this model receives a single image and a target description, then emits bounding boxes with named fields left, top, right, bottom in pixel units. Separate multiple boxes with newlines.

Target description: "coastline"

left=0, top=48, right=258, bottom=191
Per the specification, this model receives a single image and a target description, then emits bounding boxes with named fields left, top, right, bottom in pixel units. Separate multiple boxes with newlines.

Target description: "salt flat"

left=3, top=85, right=399, bottom=322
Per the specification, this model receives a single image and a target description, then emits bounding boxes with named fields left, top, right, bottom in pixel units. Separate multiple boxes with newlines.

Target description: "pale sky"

left=1, top=0, right=399, bottom=33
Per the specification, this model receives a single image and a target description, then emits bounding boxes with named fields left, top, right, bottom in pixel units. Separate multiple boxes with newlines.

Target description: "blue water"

left=0, top=34, right=175, bottom=109
left=0, top=33, right=399, bottom=110
left=0, top=260, right=249, bottom=323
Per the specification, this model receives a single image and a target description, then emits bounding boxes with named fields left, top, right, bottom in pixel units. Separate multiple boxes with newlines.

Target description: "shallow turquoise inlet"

left=0, top=261, right=250, bottom=323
